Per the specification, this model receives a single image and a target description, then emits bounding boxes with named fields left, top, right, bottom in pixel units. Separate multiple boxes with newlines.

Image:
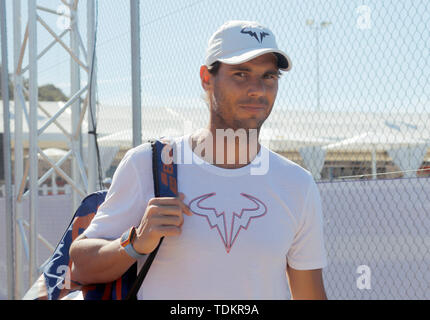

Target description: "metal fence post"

left=130, top=0, right=142, bottom=147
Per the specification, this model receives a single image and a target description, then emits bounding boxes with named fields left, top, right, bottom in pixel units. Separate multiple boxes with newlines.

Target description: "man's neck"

left=189, top=126, right=261, bottom=169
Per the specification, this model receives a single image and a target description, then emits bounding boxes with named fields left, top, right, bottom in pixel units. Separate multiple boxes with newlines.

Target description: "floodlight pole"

left=306, top=20, right=331, bottom=112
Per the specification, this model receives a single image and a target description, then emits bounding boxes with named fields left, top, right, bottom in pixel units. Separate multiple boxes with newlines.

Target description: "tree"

left=38, top=84, right=68, bottom=101
left=0, top=67, right=68, bottom=102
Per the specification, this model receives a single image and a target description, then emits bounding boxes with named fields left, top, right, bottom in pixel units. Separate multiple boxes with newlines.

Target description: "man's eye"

left=234, top=72, right=247, bottom=78
left=264, top=74, right=278, bottom=80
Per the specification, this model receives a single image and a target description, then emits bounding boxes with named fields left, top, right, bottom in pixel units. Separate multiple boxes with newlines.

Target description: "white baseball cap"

left=205, top=20, right=292, bottom=71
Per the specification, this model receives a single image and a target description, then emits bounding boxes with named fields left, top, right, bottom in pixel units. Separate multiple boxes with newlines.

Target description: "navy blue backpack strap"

left=125, top=138, right=178, bottom=300
left=151, top=138, right=178, bottom=198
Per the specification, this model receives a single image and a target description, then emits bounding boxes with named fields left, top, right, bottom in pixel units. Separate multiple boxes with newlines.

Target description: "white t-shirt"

left=84, top=133, right=327, bottom=299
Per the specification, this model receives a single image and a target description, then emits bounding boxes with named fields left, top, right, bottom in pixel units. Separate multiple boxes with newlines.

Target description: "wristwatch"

left=120, top=226, right=146, bottom=260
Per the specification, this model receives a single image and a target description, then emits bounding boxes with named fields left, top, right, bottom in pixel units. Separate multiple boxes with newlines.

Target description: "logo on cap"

left=240, top=28, right=270, bottom=44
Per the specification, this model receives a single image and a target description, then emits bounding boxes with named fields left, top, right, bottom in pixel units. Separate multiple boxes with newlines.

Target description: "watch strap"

left=121, top=227, right=146, bottom=260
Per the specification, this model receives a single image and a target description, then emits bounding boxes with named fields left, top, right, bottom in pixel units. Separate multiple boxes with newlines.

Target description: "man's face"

left=204, top=53, right=280, bottom=131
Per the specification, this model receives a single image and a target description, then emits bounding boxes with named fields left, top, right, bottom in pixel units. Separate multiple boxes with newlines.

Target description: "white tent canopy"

left=322, top=129, right=429, bottom=178
left=2, top=101, right=430, bottom=179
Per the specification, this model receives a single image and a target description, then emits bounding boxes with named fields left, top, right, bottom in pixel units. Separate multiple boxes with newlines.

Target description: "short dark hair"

left=207, top=61, right=221, bottom=76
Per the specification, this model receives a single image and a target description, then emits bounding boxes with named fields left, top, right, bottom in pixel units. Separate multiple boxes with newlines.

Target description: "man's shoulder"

left=124, top=136, right=177, bottom=156
left=267, top=147, right=314, bottom=183
left=121, top=141, right=153, bottom=164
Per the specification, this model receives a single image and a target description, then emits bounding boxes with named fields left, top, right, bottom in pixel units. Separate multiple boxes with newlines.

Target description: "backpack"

left=23, top=139, right=178, bottom=300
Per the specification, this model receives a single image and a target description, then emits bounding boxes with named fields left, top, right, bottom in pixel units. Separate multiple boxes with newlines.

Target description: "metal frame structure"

left=8, top=0, right=97, bottom=299
left=1, top=0, right=14, bottom=301
left=2, top=0, right=142, bottom=300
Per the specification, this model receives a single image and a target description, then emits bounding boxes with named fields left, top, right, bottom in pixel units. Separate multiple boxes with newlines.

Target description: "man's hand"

left=133, top=192, right=193, bottom=254
left=69, top=192, right=193, bottom=284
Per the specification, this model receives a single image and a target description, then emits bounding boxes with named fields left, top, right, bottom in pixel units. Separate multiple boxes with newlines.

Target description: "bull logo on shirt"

left=189, top=193, right=267, bottom=253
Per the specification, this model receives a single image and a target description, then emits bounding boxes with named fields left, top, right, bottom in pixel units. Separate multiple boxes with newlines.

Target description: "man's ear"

left=200, top=65, right=212, bottom=91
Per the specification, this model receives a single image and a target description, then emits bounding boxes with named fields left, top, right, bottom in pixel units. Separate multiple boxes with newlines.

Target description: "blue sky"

left=3, top=0, right=429, bottom=113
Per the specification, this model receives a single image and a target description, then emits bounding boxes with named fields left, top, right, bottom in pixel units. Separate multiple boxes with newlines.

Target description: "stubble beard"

left=210, top=89, right=270, bottom=133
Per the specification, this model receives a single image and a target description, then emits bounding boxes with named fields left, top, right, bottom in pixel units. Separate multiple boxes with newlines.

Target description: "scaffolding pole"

left=28, top=0, right=39, bottom=286
left=13, top=0, right=25, bottom=299
left=70, top=0, right=83, bottom=211
left=1, top=0, right=15, bottom=300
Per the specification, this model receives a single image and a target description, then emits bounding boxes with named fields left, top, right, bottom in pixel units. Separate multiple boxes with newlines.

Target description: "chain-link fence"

left=136, top=0, right=430, bottom=299
left=1, top=0, right=429, bottom=299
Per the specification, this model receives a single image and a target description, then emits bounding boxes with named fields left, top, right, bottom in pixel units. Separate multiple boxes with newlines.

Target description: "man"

left=70, top=20, right=328, bottom=300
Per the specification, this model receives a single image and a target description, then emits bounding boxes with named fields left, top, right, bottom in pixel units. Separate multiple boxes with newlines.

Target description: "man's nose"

left=247, top=78, right=266, bottom=97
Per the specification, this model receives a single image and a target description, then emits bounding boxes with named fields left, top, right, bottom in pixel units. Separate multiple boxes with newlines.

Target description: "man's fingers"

left=147, top=205, right=189, bottom=220
left=151, top=215, right=183, bottom=227
left=136, top=194, right=192, bottom=254
left=147, top=194, right=193, bottom=216
left=178, top=193, right=193, bottom=216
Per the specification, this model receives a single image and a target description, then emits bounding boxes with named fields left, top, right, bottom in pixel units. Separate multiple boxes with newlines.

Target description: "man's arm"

left=70, top=193, right=192, bottom=285
left=286, top=264, right=327, bottom=300
left=69, top=234, right=136, bottom=285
